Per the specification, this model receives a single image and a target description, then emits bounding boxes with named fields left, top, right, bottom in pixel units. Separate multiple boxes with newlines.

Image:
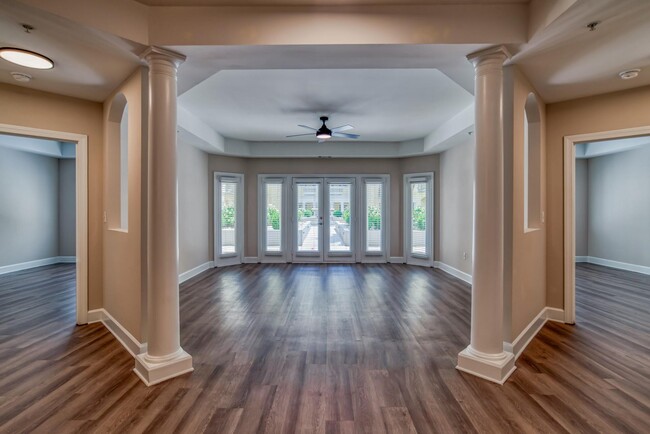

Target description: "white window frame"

left=360, top=176, right=389, bottom=262
left=404, top=172, right=434, bottom=267
left=258, top=176, right=289, bottom=262
left=214, top=172, right=244, bottom=267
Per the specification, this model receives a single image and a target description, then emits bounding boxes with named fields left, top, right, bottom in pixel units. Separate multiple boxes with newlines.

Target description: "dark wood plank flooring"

left=0, top=262, right=648, bottom=433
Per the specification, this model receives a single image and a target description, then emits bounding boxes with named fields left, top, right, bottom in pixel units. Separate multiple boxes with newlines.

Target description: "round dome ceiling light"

left=11, top=71, right=32, bottom=82
left=619, top=68, right=641, bottom=80
left=0, top=47, right=54, bottom=70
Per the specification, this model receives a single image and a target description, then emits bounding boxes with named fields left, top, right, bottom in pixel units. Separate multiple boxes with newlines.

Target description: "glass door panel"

left=365, top=181, right=384, bottom=254
left=264, top=182, right=283, bottom=253
left=293, top=179, right=323, bottom=261
left=410, top=181, right=428, bottom=256
left=326, top=179, right=355, bottom=260
left=220, top=180, right=238, bottom=255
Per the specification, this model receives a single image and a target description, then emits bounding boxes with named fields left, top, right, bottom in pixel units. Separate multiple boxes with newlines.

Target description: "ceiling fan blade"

left=332, top=132, right=360, bottom=139
left=286, top=133, right=315, bottom=137
left=331, top=125, right=354, bottom=133
left=298, top=124, right=317, bottom=131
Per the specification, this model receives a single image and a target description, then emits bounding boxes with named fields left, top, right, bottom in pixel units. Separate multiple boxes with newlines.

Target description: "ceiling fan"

left=286, top=116, right=360, bottom=142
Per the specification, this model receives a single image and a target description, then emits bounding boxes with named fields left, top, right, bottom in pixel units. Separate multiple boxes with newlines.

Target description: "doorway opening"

left=563, top=126, right=650, bottom=324
left=0, top=123, right=88, bottom=324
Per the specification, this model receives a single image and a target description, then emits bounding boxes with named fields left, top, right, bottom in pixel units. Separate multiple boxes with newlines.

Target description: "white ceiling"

left=514, top=0, right=650, bottom=102
left=180, top=68, right=473, bottom=142
left=0, top=1, right=143, bottom=101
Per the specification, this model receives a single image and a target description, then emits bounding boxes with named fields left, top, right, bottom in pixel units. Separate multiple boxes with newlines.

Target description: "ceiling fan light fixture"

left=0, top=47, right=53, bottom=70
left=316, top=115, right=332, bottom=139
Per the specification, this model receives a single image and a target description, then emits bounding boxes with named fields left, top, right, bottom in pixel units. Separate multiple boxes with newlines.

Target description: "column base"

left=456, top=346, right=516, bottom=385
left=134, top=348, right=193, bottom=386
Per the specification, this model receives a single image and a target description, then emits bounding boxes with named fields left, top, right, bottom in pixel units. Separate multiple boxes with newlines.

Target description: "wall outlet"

left=103, top=211, right=107, bottom=223
left=463, top=252, right=468, bottom=260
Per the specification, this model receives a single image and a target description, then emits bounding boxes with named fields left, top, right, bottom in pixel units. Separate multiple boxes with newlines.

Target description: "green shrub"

left=367, top=206, right=381, bottom=230
left=267, top=205, right=280, bottom=230
left=412, top=206, right=426, bottom=230
left=343, top=208, right=351, bottom=224
left=302, top=208, right=314, bottom=218
left=332, top=210, right=343, bottom=218
left=221, top=205, right=236, bottom=228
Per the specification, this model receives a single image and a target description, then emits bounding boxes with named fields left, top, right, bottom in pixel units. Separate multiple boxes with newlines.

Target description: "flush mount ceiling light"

left=619, top=68, right=641, bottom=80
left=0, top=47, right=53, bottom=70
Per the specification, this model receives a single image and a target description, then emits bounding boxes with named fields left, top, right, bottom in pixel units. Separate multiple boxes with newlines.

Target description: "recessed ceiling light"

left=10, top=71, right=32, bottom=82
left=0, top=47, right=53, bottom=70
left=619, top=68, right=641, bottom=80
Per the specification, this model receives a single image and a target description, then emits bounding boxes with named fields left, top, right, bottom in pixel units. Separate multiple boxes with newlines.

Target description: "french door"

left=214, top=172, right=244, bottom=267
left=291, top=177, right=356, bottom=262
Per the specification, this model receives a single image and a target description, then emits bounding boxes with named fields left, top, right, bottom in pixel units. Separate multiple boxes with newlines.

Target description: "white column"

left=456, top=45, right=515, bottom=384
left=134, top=46, right=193, bottom=386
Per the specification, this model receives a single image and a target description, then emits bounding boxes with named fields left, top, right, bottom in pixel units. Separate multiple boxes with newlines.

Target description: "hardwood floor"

left=0, top=262, right=648, bottom=433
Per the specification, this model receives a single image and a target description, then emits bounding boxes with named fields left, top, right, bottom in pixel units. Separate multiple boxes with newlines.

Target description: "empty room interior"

left=0, top=0, right=648, bottom=432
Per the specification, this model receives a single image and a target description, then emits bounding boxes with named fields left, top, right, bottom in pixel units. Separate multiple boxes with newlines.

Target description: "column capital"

left=466, top=45, right=511, bottom=67
left=140, top=46, right=186, bottom=67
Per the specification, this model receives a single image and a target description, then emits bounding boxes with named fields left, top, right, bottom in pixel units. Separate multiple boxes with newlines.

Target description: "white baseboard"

left=388, top=256, right=405, bottom=264
left=434, top=261, right=472, bottom=285
left=87, top=308, right=147, bottom=357
left=578, top=256, right=650, bottom=275
left=504, top=307, right=565, bottom=360
left=0, top=256, right=77, bottom=275
left=178, top=261, right=214, bottom=284
left=575, top=256, right=588, bottom=263
left=244, top=257, right=260, bottom=264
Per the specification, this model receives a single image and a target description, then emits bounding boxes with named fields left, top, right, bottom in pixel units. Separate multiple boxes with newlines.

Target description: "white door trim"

left=0, top=123, right=89, bottom=325
left=325, top=177, right=356, bottom=262
left=292, top=177, right=325, bottom=262
left=563, top=125, right=650, bottom=324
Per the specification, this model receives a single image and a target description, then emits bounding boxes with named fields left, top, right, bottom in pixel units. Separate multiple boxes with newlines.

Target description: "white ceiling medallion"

left=618, top=68, right=641, bottom=80
left=0, top=47, right=54, bottom=70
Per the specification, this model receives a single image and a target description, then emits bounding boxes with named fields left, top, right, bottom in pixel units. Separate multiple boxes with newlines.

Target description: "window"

left=215, top=173, right=244, bottom=266
left=404, top=173, right=434, bottom=266
left=524, top=92, right=542, bottom=231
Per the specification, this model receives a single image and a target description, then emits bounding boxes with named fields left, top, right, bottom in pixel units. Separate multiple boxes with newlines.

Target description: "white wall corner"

left=503, top=306, right=566, bottom=362
left=544, top=307, right=565, bottom=322
left=179, top=261, right=214, bottom=284
left=388, top=257, right=406, bottom=264
left=434, top=261, right=473, bottom=285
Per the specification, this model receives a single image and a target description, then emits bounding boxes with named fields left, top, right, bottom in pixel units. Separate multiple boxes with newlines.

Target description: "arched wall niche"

left=107, top=93, right=129, bottom=231
left=524, top=92, right=542, bottom=231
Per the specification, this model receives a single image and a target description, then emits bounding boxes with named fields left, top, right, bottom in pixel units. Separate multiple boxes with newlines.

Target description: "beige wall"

left=102, top=68, right=148, bottom=341
left=586, top=146, right=650, bottom=266
left=0, top=83, right=103, bottom=308
left=546, top=85, right=650, bottom=308
left=575, top=159, right=588, bottom=257
left=207, top=154, right=440, bottom=259
left=505, top=65, right=547, bottom=340
left=178, top=140, right=211, bottom=273
left=438, top=139, right=475, bottom=274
